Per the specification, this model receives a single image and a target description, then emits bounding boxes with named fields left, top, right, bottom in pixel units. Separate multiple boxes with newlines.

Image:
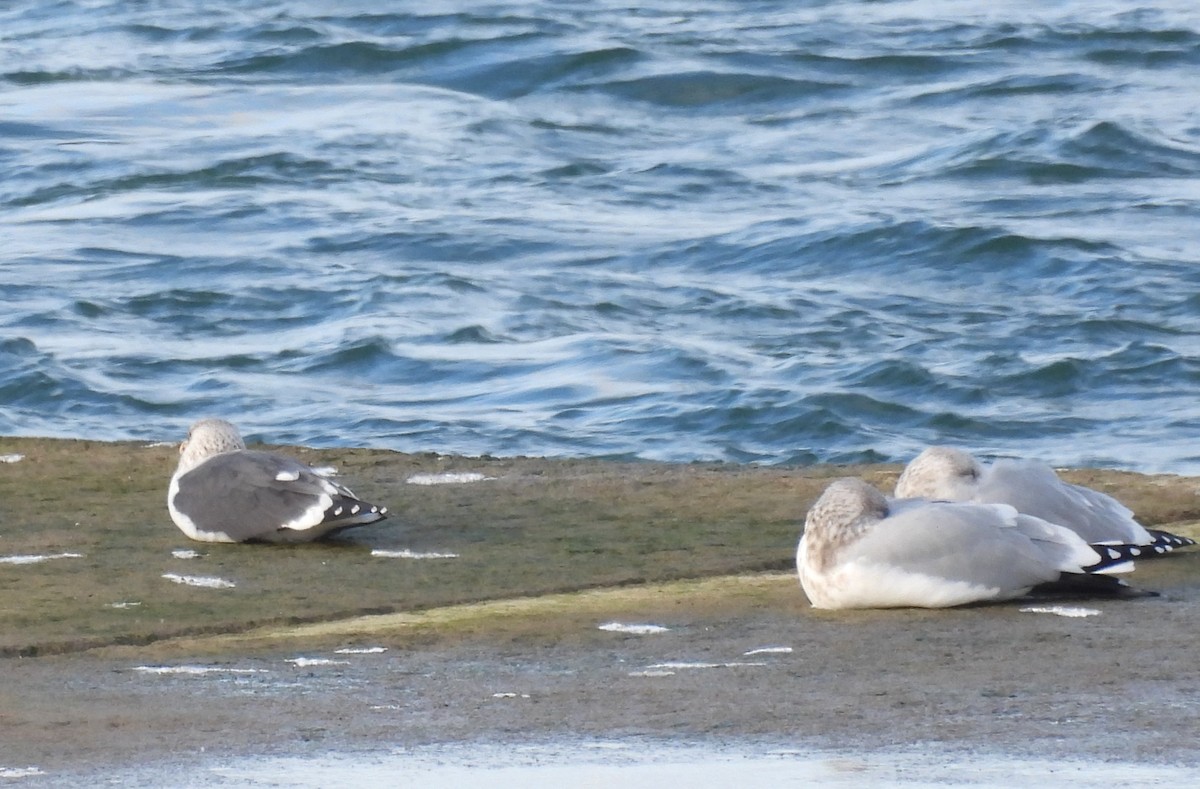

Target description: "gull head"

left=802, top=478, right=888, bottom=572
left=177, top=418, right=247, bottom=475
left=894, top=446, right=982, bottom=501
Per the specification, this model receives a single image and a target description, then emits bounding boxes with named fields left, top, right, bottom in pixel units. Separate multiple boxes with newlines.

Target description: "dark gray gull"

left=167, top=418, right=388, bottom=543
left=796, top=478, right=1145, bottom=610
left=894, top=446, right=1194, bottom=555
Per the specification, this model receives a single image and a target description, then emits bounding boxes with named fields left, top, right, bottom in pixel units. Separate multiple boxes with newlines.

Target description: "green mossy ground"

left=2, top=436, right=1198, bottom=657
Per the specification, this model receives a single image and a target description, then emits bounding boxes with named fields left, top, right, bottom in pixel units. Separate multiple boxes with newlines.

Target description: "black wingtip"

left=1082, top=542, right=1144, bottom=573
left=1147, top=528, right=1197, bottom=551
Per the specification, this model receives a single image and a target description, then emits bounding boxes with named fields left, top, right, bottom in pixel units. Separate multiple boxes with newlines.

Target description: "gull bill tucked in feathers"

left=797, top=478, right=1144, bottom=610
left=895, top=446, right=1194, bottom=555
left=167, top=419, right=388, bottom=543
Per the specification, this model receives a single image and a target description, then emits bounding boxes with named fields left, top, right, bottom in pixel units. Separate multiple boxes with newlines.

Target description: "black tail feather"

left=1031, top=573, right=1159, bottom=599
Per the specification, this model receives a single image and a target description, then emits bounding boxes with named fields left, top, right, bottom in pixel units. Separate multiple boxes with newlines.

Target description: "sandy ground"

left=3, top=437, right=1200, bottom=782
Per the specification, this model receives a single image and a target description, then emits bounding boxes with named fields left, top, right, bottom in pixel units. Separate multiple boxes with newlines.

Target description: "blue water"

left=4, top=1, right=1200, bottom=473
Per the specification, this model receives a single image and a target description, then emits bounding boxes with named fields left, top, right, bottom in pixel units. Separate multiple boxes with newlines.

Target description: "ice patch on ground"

left=645, top=661, right=767, bottom=670
left=0, top=453, right=25, bottom=463
left=171, top=549, right=203, bottom=559
left=1019, top=605, right=1101, bottom=618
left=406, top=472, right=490, bottom=485
left=598, top=622, right=670, bottom=635
left=133, top=665, right=267, bottom=675
left=371, top=549, right=460, bottom=559
left=162, top=573, right=236, bottom=588
left=334, top=647, right=388, bottom=654
left=286, top=657, right=350, bottom=667
left=108, top=601, right=142, bottom=609
left=0, top=552, right=83, bottom=565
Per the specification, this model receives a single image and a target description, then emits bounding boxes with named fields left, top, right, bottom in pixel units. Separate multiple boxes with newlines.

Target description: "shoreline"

left=3, top=436, right=1200, bottom=778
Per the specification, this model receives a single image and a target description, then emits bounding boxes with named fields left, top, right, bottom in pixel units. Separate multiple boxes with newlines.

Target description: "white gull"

left=894, top=446, right=1194, bottom=554
left=796, top=478, right=1141, bottom=610
left=167, top=418, right=388, bottom=543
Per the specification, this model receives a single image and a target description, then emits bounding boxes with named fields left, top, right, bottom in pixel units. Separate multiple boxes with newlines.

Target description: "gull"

left=167, top=418, right=388, bottom=543
left=796, top=478, right=1144, bottom=610
left=895, top=446, right=1194, bottom=555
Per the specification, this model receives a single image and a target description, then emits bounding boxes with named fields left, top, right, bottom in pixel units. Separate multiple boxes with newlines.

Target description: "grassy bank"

left=2, top=436, right=1198, bottom=657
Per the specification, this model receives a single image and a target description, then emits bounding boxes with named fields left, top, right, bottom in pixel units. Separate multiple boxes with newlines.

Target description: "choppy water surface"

left=4, top=1, right=1200, bottom=472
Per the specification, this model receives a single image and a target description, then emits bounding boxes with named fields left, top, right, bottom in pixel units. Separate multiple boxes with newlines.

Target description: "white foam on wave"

left=597, top=622, right=670, bottom=635
left=743, top=646, right=793, bottom=655
left=0, top=766, right=44, bottom=778
left=334, top=646, right=388, bottom=654
left=371, top=549, right=460, bottom=559
left=1019, top=605, right=1101, bottom=618
left=0, top=552, right=83, bottom=565
left=406, top=472, right=490, bottom=485
left=162, top=573, right=236, bottom=588
left=171, top=549, right=203, bottom=559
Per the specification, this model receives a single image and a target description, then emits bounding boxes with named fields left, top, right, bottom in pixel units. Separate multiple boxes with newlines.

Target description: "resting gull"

left=894, top=446, right=1194, bottom=554
left=167, top=419, right=388, bottom=543
left=796, top=478, right=1144, bottom=610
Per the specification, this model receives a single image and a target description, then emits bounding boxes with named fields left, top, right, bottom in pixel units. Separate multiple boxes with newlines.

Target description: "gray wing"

left=172, top=450, right=386, bottom=543
left=981, top=460, right=1151, bottom=545
left=843, top=499, right=1096, bottom=594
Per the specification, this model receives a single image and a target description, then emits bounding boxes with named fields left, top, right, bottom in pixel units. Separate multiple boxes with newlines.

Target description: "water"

left=4, top=1, right=1200, bottom=472
left=92, top=741, right=1200, bottom=788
